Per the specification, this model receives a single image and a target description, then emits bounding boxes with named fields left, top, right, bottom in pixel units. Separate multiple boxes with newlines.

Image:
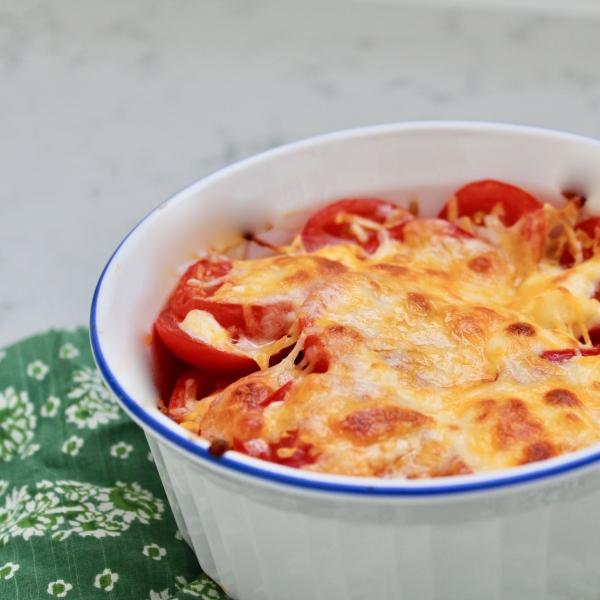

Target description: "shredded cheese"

left=176, top=201, right=600, bottom=478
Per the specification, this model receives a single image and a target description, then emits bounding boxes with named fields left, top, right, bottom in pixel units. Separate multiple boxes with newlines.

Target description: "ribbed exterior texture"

left=145, top=433, right=600, bottom=600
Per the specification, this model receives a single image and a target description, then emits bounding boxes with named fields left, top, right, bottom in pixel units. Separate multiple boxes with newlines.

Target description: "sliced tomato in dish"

left=589, top=325, right=600, bottom=347
left=168, top=256, right=285, bottom=339
left=574, top=217, right=600, bottom=241
left=168, top=367, right=247, bottom=419
left=388, top=218, right=473, bottom=242
left=575, top=217, right=600, bottom=261
left=167, top=254, right=346, bottom=342
left=559, top=218, right=600, bottom=267
left=151, top=321, right=191, bottom=403
left=438, top=179, right=543, bottom=227
left=156, top=253, right=346, bottom=370
left=233, top=429, right=316, bottom=468
left=301, top=198, right=412, bottom=253
left=155, top=310, right=258, bottom=371
left=168, top=258, right=242, bottom=325
left=259, top=380, right=294, bottom=408
left=541, top=347, right=600, bottom=364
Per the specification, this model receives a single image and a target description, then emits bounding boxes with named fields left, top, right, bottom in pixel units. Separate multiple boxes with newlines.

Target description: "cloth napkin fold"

left=0, top=328, right=229, bottom=600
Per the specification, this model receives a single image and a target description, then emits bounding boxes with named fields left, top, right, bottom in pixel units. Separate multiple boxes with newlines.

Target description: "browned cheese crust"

left=177, top=207, right=600, bottom=478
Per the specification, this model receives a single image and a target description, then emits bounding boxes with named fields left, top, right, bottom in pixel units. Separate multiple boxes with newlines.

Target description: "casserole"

left=92, top=122, right=600, bottom=599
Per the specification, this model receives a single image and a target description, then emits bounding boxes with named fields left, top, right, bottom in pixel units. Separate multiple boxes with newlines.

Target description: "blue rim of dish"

left=90, top=120, right=600, bottom=497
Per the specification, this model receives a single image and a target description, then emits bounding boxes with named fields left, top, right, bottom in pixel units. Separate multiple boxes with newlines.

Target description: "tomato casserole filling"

left=154, top=180, right=600, bottom=478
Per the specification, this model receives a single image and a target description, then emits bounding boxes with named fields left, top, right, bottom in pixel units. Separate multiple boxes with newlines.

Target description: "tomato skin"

left=575, top=217, right=600, bottom=240
left=233, top=429, right=316, bottom=468
left=168, top=257, right=301, bottom=342
left=389, top=218, right=473, bottom=242
left=576, top=217, right=600, bottom=261
left=169, top=367, right=248, bottom=417
left=301, top=198, right=411, bottom=253
left=151, top=321, right=191, bottom=403
left=438, top=179, right=543, bottom=227
left=169, top=369, right=206, bottom=415
left=559, top=217, right=600, bottom=266
left=155, top=310, right=258, bottom=371
left=303, top=335, right=330, bottom=373
left=541, top=348, right=600, bottom=364
left=589, top=326, right=600, bottom=347
left=168, top=259, right=243, bottom=326
left=260, top=380, right=294, bottom=408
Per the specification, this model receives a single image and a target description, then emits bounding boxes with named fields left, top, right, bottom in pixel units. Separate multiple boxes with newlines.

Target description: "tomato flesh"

left=151, top=322, right=191, bottom=403
left=438, top=179, right=543, bottom=227
left=156, top=254, right=298, bottom=369
left=233, top=429, right=316, bottom=468
left=541, top=348, right=600, bottom=364
left=168, top=259, right=239, bottom=323
left=559, top=217, right=600, bottom=267
left=260, top=380, right=294, bottom=408
left=389, top=218, right=473, bottom=242
left=588, top=326, right=600, bottom=347
left=301, top=198, right=411, bottom=253
left=155, top=310, right=257, bottom=371
left=169, top=368, right=247, bottom=418
left=576, top=217, right=600, bottom=261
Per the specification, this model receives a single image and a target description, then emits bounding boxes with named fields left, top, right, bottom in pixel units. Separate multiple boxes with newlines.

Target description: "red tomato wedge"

left=560, top=218, right=600, bottom=266
left=575, top=217, right=600, bottom=240
left=168, top=368, right=247, bottom=419
left=155, top=310, right=258, bottom=371
left=233, top=429, right=316, bottom=468
left=576, top=217, right=600, bottom=261
left=438, top=179, right=543, bottom=227
left=168, top=258, right=242, bottom=325
left=259, top=380, right=294, bottom=408
left=541, top=348, right=600, bottom=364
left=589, top=326, right=600, bottom=347
left=151, top=321, right=191, bottom=403
left=155, top=253, right=346, bottom=370
left=301, top=198, right=412, bottom=253
left=167, top=254, right=345, bottom=342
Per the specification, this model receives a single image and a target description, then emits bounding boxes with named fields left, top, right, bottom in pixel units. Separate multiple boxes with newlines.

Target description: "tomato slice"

left=576, top=217, right=600, bottom=261
left=150, top=321, right=191, bottom=403
left=589, top=325, right=600, bottom=347
left=155, top=310, right=258, bottom=371
left=156, top=252, right=348, bottom=370
left=301, top=198, right=412, bottom=253
left=259, top=380, right=294, bottom=408
left=169, top=367, right=246, bottom=419
left=168, top=258, right=242, bottom=325
left=167, top=254, right=346, bottom=341
left=575, top=217, right=600, bottom=240
left=541, top=348, right=600, bottom=364
left=388, top=218, right=473, bottom=242
left=233, top=429, right=316, bottom=468
left=438, top=179, right=543, bottom=227
left=559, top=218, right=600, bottom=267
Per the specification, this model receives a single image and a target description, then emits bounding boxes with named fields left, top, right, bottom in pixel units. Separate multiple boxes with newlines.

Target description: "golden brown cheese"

left=179, top=213, right=600, bottom=478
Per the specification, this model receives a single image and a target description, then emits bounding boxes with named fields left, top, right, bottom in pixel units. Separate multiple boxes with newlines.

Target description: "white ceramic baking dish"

left=91, top=121, right=600, bottom=600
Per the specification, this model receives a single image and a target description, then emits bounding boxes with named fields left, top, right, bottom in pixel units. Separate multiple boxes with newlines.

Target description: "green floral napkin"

left=0, top=328, right=229, bottom=600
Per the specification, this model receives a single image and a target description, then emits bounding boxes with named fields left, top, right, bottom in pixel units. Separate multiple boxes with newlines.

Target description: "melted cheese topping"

left=177, top=208, right=600, bottom=479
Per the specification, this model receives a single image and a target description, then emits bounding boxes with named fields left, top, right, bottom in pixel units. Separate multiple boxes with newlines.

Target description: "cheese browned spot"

left=407, top=292, right=430, bottom=315
left=336, top=406, right=432, bottom=445
left=176, top=203, right=600, bottom=478
left=544, top=388, right=581, bottom=407
left=468, top=255, right=493, bottom=273
left=495, top=399, right=544, bottom=450
left=522, top=441, right=556, bottom=464
left=506, top=322, right=536, bottom=337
